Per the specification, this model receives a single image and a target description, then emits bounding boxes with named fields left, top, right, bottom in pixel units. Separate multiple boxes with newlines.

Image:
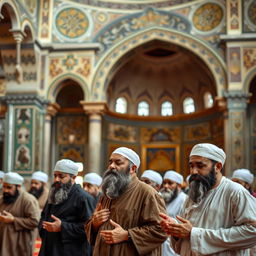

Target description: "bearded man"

left=29, top=171, right=49, bottom=210
left=0, top=172, right=40, bottom=256
left=160, top=170, right=187, bottom=256
left=86, top=147, right=167, bottom=256
left=160, top=143, right=256, bottom=256
left=38, top=159, right=96, bottom=256
left=140, top=169, right=163, bottom=192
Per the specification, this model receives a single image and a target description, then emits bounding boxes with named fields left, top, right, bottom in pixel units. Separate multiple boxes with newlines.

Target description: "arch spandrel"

left=91, top=28, right=227, bottom=101
left=244, top=66, right=256, bottom=94
left=47, top=74, right=90, bottom=103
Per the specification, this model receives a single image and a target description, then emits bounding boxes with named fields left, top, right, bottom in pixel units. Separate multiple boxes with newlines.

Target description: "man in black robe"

left=39, top=159, right=96, bottom=256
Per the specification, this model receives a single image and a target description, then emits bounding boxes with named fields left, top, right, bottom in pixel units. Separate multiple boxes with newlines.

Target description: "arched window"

left=161, top=101, right=173, bottom=116
left=204, top=92, right=213, bottom=108
left=138, top=101, right=149, bottom=116
left=183, top=97, right=195, bottom=114
left=115, top=97, right=127, bottom=113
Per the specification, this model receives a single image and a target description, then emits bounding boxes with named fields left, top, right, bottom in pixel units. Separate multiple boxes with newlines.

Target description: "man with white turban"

left=83, top=172, right=102, bottom=203
left=231, top=169, right=255, bottom=194
left=0, top=172, right=40, bottom=256
left=161, top=170, right=187, bottom=256
left=38, top=159, right=96, bottom=256
left=86, top=147, right=167, bottom=256
left=140, top=169, right=163, bottom=191
left=28, top=171, right=49, bottom=210
left=160, top=143, right=256, bottom=256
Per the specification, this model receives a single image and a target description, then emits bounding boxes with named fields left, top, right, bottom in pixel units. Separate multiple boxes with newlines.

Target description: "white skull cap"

left=232, top=169, right=254, bottom=184
left=83, top=173, right=102, bottom=186
left=3, top=172, right=24, bottom=185
left=0, top=171, right=4, bottom=179
left=54, top=159, right=79, bottom=175
left=31, top=171, right=48, bottom=183
left=190, top=143, right=226, bottom=166
left=164, top=170, right=184, bottom=185
left=112, top=147, right=140, bottom=169
left=141, top=170, right=163, bottom=185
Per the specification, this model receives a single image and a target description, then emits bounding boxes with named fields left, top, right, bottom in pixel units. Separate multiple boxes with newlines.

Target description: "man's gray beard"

left=101, top=167, right=131, bottom=199
left=48, top=180, right=72, bottom=205
left=188, top=181, right=207, bottom=204
left=160, top=187, right=178, bottom=204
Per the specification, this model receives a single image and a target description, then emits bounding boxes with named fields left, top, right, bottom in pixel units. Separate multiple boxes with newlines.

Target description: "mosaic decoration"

left=39, top=0, right=51, bottom=39
left=192, top=3, right=223, bottom=32
left=248, top=1, right=256, bottom=26
left=70, top=0, right=195, bottom=10
left=94, top=8, right=191, bottom=55
left=140, top=127, right=181, bottom=143
left=229, top=47, right=241, bottom=82
left=184, top=122, right=211, bottom=141
left=243, top=48, right=256, bottom=72
left=14, top=107, right=33, bottom=171
left=24, top=0, right=37, bottom=15
left=49, top=55, right=91, bottom=79
left=57, top=116, right=87, bottom=145
left=59, top=145, right=84, bottom=162
left=55, top=8, right=89, bottom=39
left=107, top=123, right=137, bottom=142
left=91, top=29, right=226, bottom=101
left=229, top=0, right=240, bottom=30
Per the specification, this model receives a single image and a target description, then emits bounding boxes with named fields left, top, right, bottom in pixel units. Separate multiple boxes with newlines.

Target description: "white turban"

left=164, top=170, right=183, bottom=185
left=112, top=147, right=140, bottom=169
left=84, top=173, right=102, bottom=187
left=190, top=143, right=226, bottom=166
left=3, top=172, right=24, bottom=185
left=232, top=169, right=254, bottom=184
left=31, top=171, right=48, bottom=183
left=54, top=159, right=79, bottom=175
left=141, top=170, right=163, bottom=185
left=0, top=171, right=4, bottom=179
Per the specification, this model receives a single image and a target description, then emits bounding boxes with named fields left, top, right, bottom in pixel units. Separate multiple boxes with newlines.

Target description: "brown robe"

left=86, top=176, right=167, bottom=256
left=0, top=190, right=40, bottom=256
left=38, top=186, right=49, bottom=210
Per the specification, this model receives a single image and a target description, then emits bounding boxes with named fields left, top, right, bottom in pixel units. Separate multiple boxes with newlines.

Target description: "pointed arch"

left=47, top=74, right=89, bottom=103
left=91, top=27, right=227, bottom=101
left=244, top=67, right=256, bottom=94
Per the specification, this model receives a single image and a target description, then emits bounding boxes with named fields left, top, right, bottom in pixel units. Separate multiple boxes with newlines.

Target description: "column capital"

left=46, top=103, right=60, bottom=119
left=80, top=101, right=108, bottom=115
left=10, top=29, right=25, bottom=43
left=223, top=91, right=251, bottom=109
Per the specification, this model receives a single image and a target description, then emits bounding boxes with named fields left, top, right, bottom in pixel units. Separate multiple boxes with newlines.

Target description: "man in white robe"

left=160, top=143, right=256, bottom=256
left=161, top=170, right=187, bottom=256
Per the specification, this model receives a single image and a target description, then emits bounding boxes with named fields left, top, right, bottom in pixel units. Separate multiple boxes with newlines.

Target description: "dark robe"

left=86, top=176, right=167, bottom=256
left=39, top=184, right=96, bottom=256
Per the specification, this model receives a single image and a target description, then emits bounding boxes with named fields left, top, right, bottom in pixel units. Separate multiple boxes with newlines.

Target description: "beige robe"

left=0, top=190, right=40, bottom=256
left=38, top=187, right=49, bottom=210
left=86, top=176, right=167, bottom=256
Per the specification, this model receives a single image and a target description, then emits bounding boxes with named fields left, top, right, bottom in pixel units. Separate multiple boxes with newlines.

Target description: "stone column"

left=80, top=102, right=107, bottom=174
left=11, top=30, right=25, bottom=83
left=43, top=103, right=60, bottom=176
left=223, top=91, right=250, bottom=177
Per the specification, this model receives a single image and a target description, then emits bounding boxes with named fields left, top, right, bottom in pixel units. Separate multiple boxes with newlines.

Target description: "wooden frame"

left=141, top=144, right=180, bottom=175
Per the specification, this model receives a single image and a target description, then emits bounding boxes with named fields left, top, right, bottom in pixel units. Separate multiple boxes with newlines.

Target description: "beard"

left=101, top=166, right=131, bottom=199
left=188, top=165, right=216, bottom=204
left=3, top=188, right=19, bottom=204
left=48, top=180, right=72, bottom=205
left=160, top=187, right=179, bottom=204
left=29, top=185, right=44, bottom=199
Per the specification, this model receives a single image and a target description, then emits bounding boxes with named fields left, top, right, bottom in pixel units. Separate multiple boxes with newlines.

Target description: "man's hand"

left=100, top=219, right=128, bottom=244
left=92, top=203, right=110, bottom=230
left=0, top=211, right=15, bottom=223
left=160, top=213, right=192, bottom=238
left=42, top=214, right=61, bottom=232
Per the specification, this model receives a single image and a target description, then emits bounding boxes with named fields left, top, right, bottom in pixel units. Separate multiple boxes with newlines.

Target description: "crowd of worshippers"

left=0, top=143, right=256, bottom=256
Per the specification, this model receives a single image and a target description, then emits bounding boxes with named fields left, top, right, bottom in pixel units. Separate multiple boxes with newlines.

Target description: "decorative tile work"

left=55, top=8, right=89, bottom=39
left=62, top=55, right=78, bottom=71
left=184, top=122, right=211, bottom=141
left=228, top=47, right=241, bottom=82
left=248, top=1, right=256, bottom=26
left=94, top=8, right=191, bottom=55
left=192, top=3, right=223, bottom=32
left=229, top=0, right=240, bottom=30
left=39, top=0, right=51, bottom=39
left=59, top=145, right=84, bottom=162
left=107, top=123, right=137, bottom=142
